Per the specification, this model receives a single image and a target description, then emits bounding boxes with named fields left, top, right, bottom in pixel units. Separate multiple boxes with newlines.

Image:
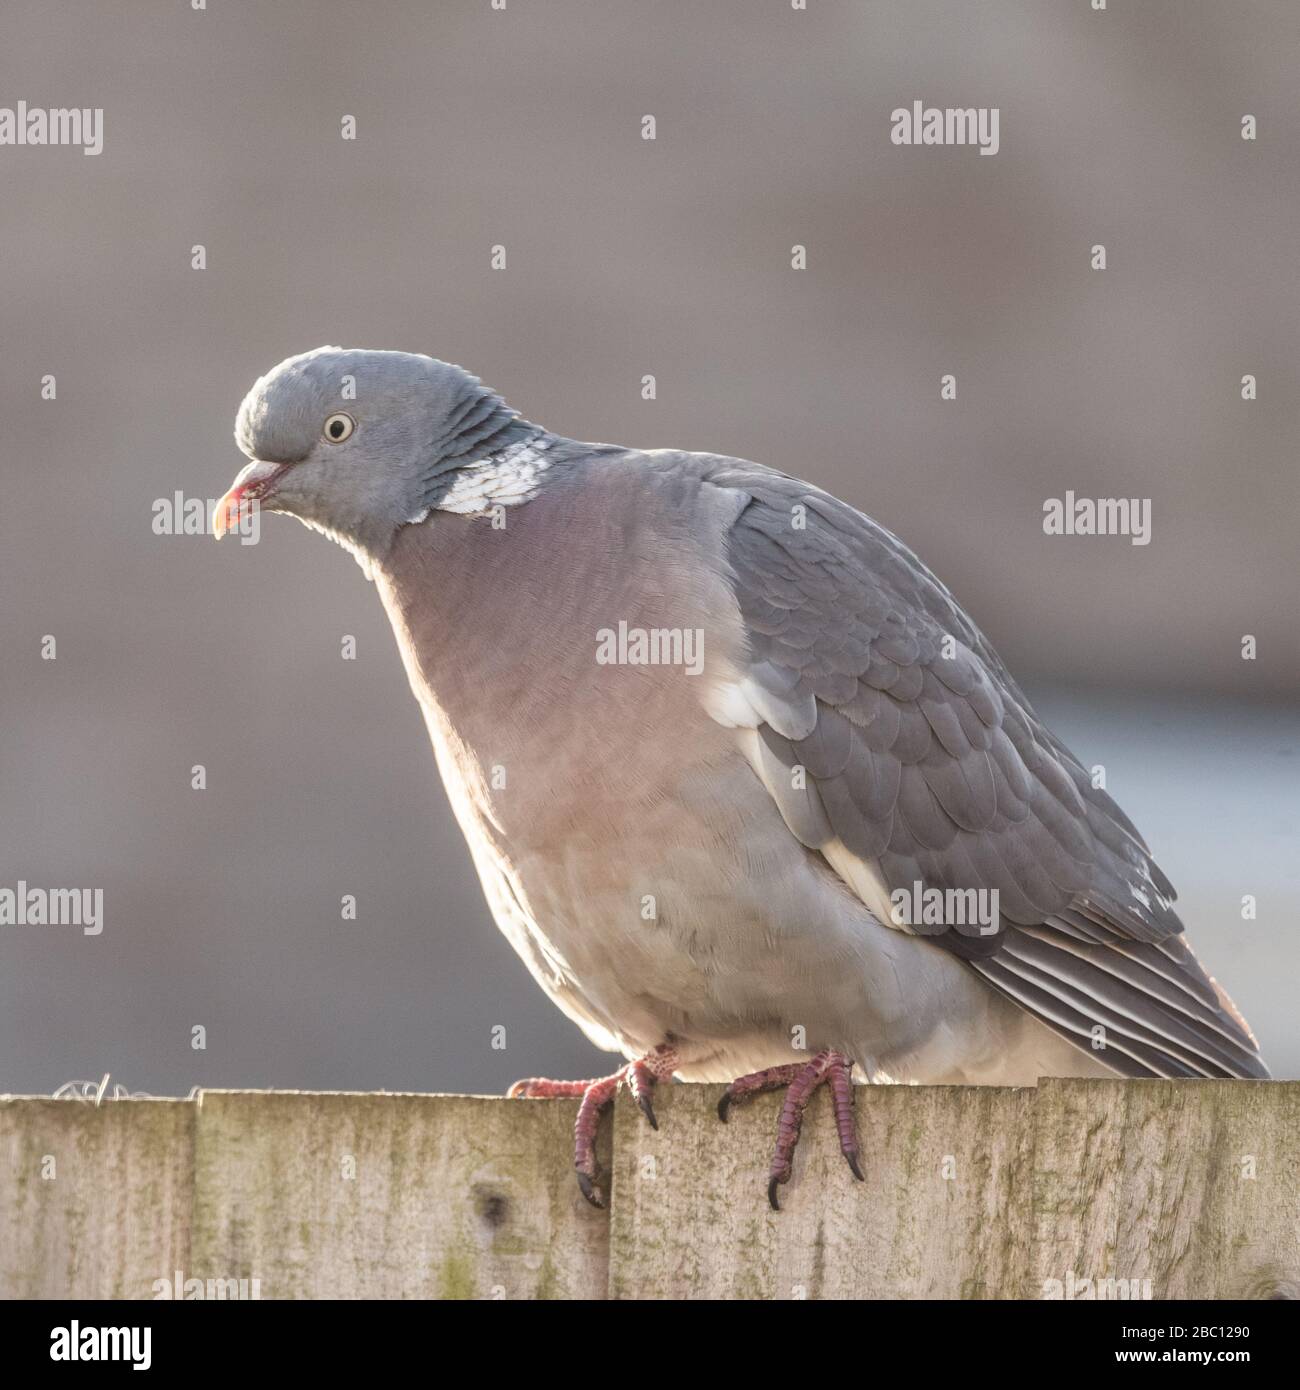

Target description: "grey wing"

left=705, top=459, right=1268, bottom=1080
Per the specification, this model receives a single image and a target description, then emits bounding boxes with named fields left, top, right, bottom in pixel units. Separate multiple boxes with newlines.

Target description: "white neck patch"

left=416, top=432, right=554, bottom=520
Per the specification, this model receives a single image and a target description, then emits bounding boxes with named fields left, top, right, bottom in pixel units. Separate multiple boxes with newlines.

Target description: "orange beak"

left=213, top=460, right=290, bottom=539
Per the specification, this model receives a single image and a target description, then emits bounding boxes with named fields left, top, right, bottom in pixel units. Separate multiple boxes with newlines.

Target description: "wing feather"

left=706, top=463, right=1268, bottom=1080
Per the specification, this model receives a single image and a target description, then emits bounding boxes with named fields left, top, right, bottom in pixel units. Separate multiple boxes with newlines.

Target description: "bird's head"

left=214, top=346, right=519, bottom=560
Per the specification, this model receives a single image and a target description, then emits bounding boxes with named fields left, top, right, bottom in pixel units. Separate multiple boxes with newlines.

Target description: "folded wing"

left=702, top=458, right=1267, bottom=1080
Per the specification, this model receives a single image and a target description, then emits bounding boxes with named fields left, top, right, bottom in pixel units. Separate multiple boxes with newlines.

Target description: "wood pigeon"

left=216, top=347, right=1269, bottom=1208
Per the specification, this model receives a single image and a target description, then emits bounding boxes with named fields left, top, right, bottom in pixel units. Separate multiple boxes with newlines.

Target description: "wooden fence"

left=2, top=1080, right=1297, bottom=1299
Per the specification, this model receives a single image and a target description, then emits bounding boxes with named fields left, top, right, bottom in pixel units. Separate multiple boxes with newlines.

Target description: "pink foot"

left=509, top=1044, right=679, bottom=1207
left=717, top=1050, right=863, bottom=1209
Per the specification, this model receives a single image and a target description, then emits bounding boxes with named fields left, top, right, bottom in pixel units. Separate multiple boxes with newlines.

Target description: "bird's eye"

left=323, top=412, right=355, bottom=443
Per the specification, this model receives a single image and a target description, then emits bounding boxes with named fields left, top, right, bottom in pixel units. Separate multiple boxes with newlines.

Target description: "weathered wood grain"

left=190, top=1090, right=608, bottom=1299
left=1032, top=1079, right=1300, bottom=1301
left=607, top=1082, right=1035, bottom=1299
left=2, top=1082, right=1296, bottom=1299
left=0, top=1096, right=193, bottom=1299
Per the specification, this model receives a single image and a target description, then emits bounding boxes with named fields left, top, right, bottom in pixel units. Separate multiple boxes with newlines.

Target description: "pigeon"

left=215, top=347, right=1269, bottom=1209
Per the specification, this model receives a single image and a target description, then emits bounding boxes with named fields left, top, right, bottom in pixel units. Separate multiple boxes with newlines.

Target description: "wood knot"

left=475, top=1190, right=509, bottom=1229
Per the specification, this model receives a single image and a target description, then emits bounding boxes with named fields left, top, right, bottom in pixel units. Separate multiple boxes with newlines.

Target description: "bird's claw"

left=576, top=1170, right=602, bottom=1209
left=509, top=1044, right=678, bottom=1206
left=717, top=1050, right=862, bottom=1209
left=624, top=1056, right=661, bottom=1131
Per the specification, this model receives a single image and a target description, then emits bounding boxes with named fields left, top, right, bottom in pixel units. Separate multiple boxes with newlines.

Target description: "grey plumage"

left=701, top=459, right=1266, bottom=1079
left=217, top=347, right=1269, bottom=1088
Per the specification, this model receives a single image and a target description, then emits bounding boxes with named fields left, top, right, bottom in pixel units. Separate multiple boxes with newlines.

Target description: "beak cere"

left=212, top=460, right=290, bottom=539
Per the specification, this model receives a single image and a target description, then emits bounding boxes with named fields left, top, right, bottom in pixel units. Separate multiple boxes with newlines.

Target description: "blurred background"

left=1, top=1, right=1296, bottom=1093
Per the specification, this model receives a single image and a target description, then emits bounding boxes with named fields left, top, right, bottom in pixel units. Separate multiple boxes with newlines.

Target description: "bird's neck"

left=433, top=381, right=527, bottom=466
left=423, top=426, right=557, bottom=518
left=414, top=382, right=546, bottom=519
left=349, top=397, right=552, bottom=574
